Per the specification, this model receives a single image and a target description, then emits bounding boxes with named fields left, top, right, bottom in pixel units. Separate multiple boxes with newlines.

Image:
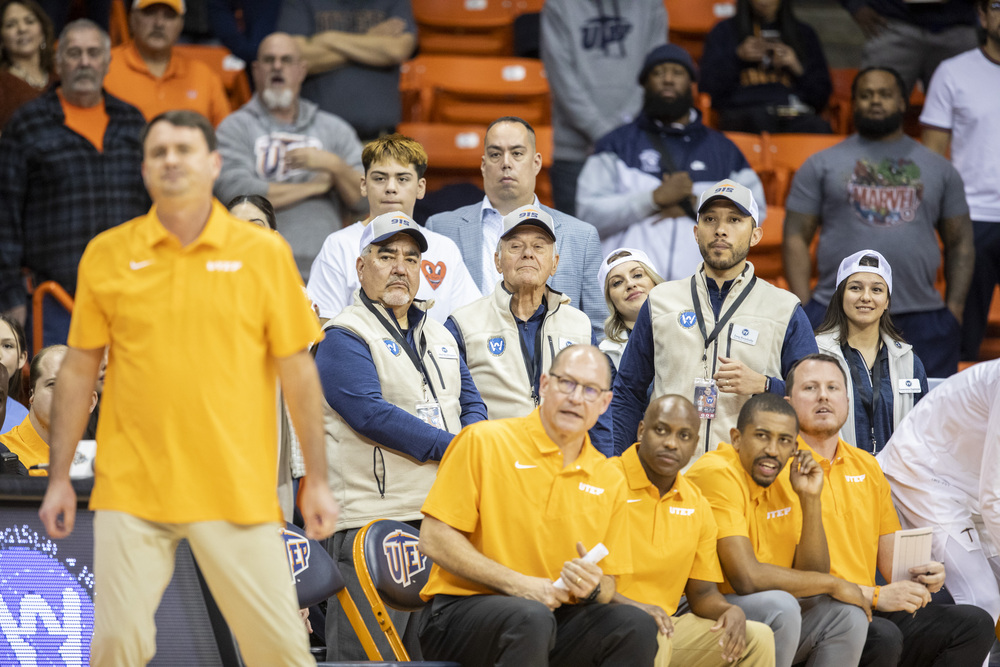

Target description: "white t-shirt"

left=307, top=222, right=482, bottom=324
left=920, top=48, right=1000, bottom=222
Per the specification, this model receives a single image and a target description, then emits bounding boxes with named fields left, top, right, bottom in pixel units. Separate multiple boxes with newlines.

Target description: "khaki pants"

left=656, top=613, right=774, bottom=666
left=91, top=510, right=313, bottom=667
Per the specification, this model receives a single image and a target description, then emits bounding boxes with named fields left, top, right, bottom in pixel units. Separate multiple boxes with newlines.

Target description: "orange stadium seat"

left=664, top=0, right=736, bottom=60
left=826, top=67, right=859, bottom=135
left=412, top=0, right=515, bottom=56
left=765, top=133, right=845, bottom=205
left=752, top=205, right=787, bottom=287
left=400, top=55, right=550, bottom=126
left=172, top=44, right=252, bottom=112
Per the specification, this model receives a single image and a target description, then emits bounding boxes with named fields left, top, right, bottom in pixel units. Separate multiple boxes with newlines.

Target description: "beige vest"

left=323, top=292, right=463, bottom=531
left=815, top=330, right=918, bottom=450
left=648, top=263, right=800, bottom=459
left=450, top=283, right=592, bottom=419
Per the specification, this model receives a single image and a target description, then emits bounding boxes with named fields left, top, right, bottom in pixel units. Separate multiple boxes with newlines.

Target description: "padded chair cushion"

left=362, top=520, right=430, bottom=612
left=282, top=522, right=345, bottom=608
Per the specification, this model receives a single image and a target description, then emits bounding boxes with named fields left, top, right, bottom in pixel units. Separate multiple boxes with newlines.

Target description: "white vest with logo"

left=648, top=263, right=800, bottom=459
left=449, top=283, right=592, bottom=419
left=323, top=292, right=463, bottom=531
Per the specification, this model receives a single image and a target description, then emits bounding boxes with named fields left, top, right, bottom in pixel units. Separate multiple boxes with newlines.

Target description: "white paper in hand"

left=891, top=527, right=933, bottom=583
left=553, top=542, right=609, bottom=590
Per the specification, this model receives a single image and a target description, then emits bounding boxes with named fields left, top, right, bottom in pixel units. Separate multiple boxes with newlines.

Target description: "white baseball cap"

left=697, top=179, right=760, bottom=227
left=358, top=211, right=428, bottom=255
left=500, top=205, right=556, bottom=241
left=598, top=247, right=657, bottom=289
left=836, top=249, right=893, bottom=294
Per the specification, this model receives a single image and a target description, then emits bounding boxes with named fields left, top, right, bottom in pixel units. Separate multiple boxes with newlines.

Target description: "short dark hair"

left=851, top=66, right=908, bottom=102
left=28, top=344, right=66, bottom=397
left=736, top=393, right=799, bottom=433
left=227, top=194, right=277, bottom=230
left=141, top=110, right=217, bottom=151
left=485, top=116, right=536, bottom=147
left=784, top=353, right=848, bottom=394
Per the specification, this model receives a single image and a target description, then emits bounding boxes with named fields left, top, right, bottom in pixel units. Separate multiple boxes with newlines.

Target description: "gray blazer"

left=427, top=202, right=606, bottom=336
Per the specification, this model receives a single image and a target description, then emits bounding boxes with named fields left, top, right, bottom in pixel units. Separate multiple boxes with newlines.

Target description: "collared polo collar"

left=122, top=41, right=184, bottom=80
left=797, top=436, right=844, bottom=470
left=716, top=441, right=773, bottom=502
left=526, top=407, right=603, bottom=471
left=620, top=443, right=690, bottom=500
left=139, top=199, right=230, bottom=250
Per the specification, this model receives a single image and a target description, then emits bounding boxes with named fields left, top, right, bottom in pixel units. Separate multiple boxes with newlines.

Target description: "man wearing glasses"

left=417, top=344, right=658, bottom=667
left=446, top=205, right=613, bottom=454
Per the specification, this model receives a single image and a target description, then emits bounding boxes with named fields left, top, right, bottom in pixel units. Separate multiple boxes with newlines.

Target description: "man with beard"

left=611, top=180, right=817, bottom=461
left=312, top=212, right=487, bottom=660
left=577, top=44, right=767, bottom=281
left=921, top=0, right=1000, bottom=363
left=104, top=0, right=230, bottom=126
left=215, top=32, right=365, bottom=278
left=0, top=19, right=148, bottom=347
left=783, top=67, right=973, bottom=377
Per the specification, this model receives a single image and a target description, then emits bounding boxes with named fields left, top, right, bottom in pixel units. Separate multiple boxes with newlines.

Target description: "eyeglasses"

left=548, top=373, right=609, bottom=402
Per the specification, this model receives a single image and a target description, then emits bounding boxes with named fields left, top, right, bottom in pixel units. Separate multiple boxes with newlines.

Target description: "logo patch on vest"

left=639, top=149, right=661, bottom=173
left=487, top=336, right=506, bottom=356
left=678, top=311, right=698, bottom=329
left=383, top=339, right=401, bottom=356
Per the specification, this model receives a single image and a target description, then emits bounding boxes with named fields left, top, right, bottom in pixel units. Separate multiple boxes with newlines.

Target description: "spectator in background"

left=783, top=67, right=974, bottom=378
left=105, top=0, right=231, bottom=126
left=228, top=193, right=278, bottom=230
left=814, top=250, right=927, bottom=453
left=446, top=205, right=612, bottom=455
left=428, top=116, right=606, bottom=337
left=35, top=0, right=108, bottom=34
left=540, top=0, right=667, bottom=216
left=840, top=0, right=979, bottom=96
left=577, top=44, right=767, bottom=282
left=597, top=248, right=664, bottom=369
left=277, top=0, right=416, bottom=143
left=307, top=134, right=480, bottom=325
left=921, top=0, right=1000, bottom=363
left=0, top=0, right=55, bottom=130
left=207, top=0, right=281, bottom=68
left=0, top=313, right=27, bottom=434
left=215, top=31, right=364, bottom=278
left=0, top=19, right=148, bottom=347
left=699, top=0, right=832, bottom=134
left=314, top=213, right=486, bottom=661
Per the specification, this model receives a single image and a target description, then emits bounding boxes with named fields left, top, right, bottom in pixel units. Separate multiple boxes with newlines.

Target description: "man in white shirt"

left=921, top=0, right=1000, bottom=362
left=307, top=133, right=480, bottom=324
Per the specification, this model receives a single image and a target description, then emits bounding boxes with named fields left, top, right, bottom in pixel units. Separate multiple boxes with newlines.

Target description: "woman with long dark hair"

left=815, top=249, right=928, bottom=453
left=0, top=0, right=55, bottom=129
left=700, top=0, right=832, bottom=134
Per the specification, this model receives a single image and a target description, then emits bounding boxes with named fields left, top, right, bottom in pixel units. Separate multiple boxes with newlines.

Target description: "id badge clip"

left=694, top=378, right=718, bottom=420
left=416, top=400, right=444, bottom=429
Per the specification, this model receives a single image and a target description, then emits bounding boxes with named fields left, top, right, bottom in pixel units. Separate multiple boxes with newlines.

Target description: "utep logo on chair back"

left=382, top=529, right=426, bottom=588
left=281, top=527, right=311, bottom=579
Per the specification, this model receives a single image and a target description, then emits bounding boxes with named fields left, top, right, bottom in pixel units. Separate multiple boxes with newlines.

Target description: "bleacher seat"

left=400, top=55, right=550, bottom=126
left=412, top=0, right=515, bottom=56
left=664, top=0, right=736, bottom=60
left=765, top=133, right=845, bottom=205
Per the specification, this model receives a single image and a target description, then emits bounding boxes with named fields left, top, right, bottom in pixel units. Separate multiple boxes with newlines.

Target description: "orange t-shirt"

left=58, top=88, right=108, bottom=152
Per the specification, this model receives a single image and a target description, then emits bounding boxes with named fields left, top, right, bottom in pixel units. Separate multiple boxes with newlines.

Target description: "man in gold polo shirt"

left=417, top=344, right=658, bottom=667
left=39, top=110, right=338, bottom=667
left=685, top=393, right=870, bottom=667
left=785, top=354, right=994, bottom=667
left=614, top=393, right=775, bottom=666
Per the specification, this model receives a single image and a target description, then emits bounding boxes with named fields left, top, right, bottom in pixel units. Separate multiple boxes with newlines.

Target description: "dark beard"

left=854, top=110, right=903, bottom=139
left=643, top=87, right=693, bottom=124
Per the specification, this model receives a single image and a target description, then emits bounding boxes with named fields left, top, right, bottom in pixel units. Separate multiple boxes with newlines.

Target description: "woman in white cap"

left=598, top=248, right=664, bottom=369
left=815, top=249, right=928, bottom=454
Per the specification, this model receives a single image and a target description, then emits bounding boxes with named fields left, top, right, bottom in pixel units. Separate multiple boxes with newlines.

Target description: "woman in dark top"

left=700, top=0, right=833, bottom=134
left=0, top=0, right=55, bottom=130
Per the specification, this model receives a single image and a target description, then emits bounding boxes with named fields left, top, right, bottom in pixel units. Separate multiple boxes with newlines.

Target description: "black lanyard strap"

left=690, top=272, right=758, bottom=352
left=841, top=341, right=883, bottom=453
left=360, top=292, right=437, bottom=400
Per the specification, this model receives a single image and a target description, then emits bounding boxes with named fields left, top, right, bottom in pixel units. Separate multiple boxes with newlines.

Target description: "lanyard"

left=360, top=292, right=438, bottom=402
left=514, top=303, right=547, bottom=405
left=842, top=342, right=883, bottom=453
left=690, top=271, right=757, bottom=365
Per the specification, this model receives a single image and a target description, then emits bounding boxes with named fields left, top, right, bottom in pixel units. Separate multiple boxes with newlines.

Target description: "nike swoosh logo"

left=514, top=461, right=537, bottom=469
left=627, top=499, right=642, bottom=503
left=129, top=260, right=153, bottom=270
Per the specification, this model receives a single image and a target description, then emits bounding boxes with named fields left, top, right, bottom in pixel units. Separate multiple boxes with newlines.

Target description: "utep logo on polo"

left=487, top=336, right=506, bottom=356
left=206, top=260, right=242, bottom=272
left=845, top=474, right=866, bottom=483
left=281, top=528, right=310, bottom=580
left=0, top=525, right=96, bottom=666
left=382, top=530, right=425, bottom=588
left=579, top=483, right=605, bottom=496
left=669, top=506, right=695, bottom=516
left=678, top=310, right=698, bottom=329
left=767, top=507, right=792, bottom=519
left=383, top=338, right=401, bottom=356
